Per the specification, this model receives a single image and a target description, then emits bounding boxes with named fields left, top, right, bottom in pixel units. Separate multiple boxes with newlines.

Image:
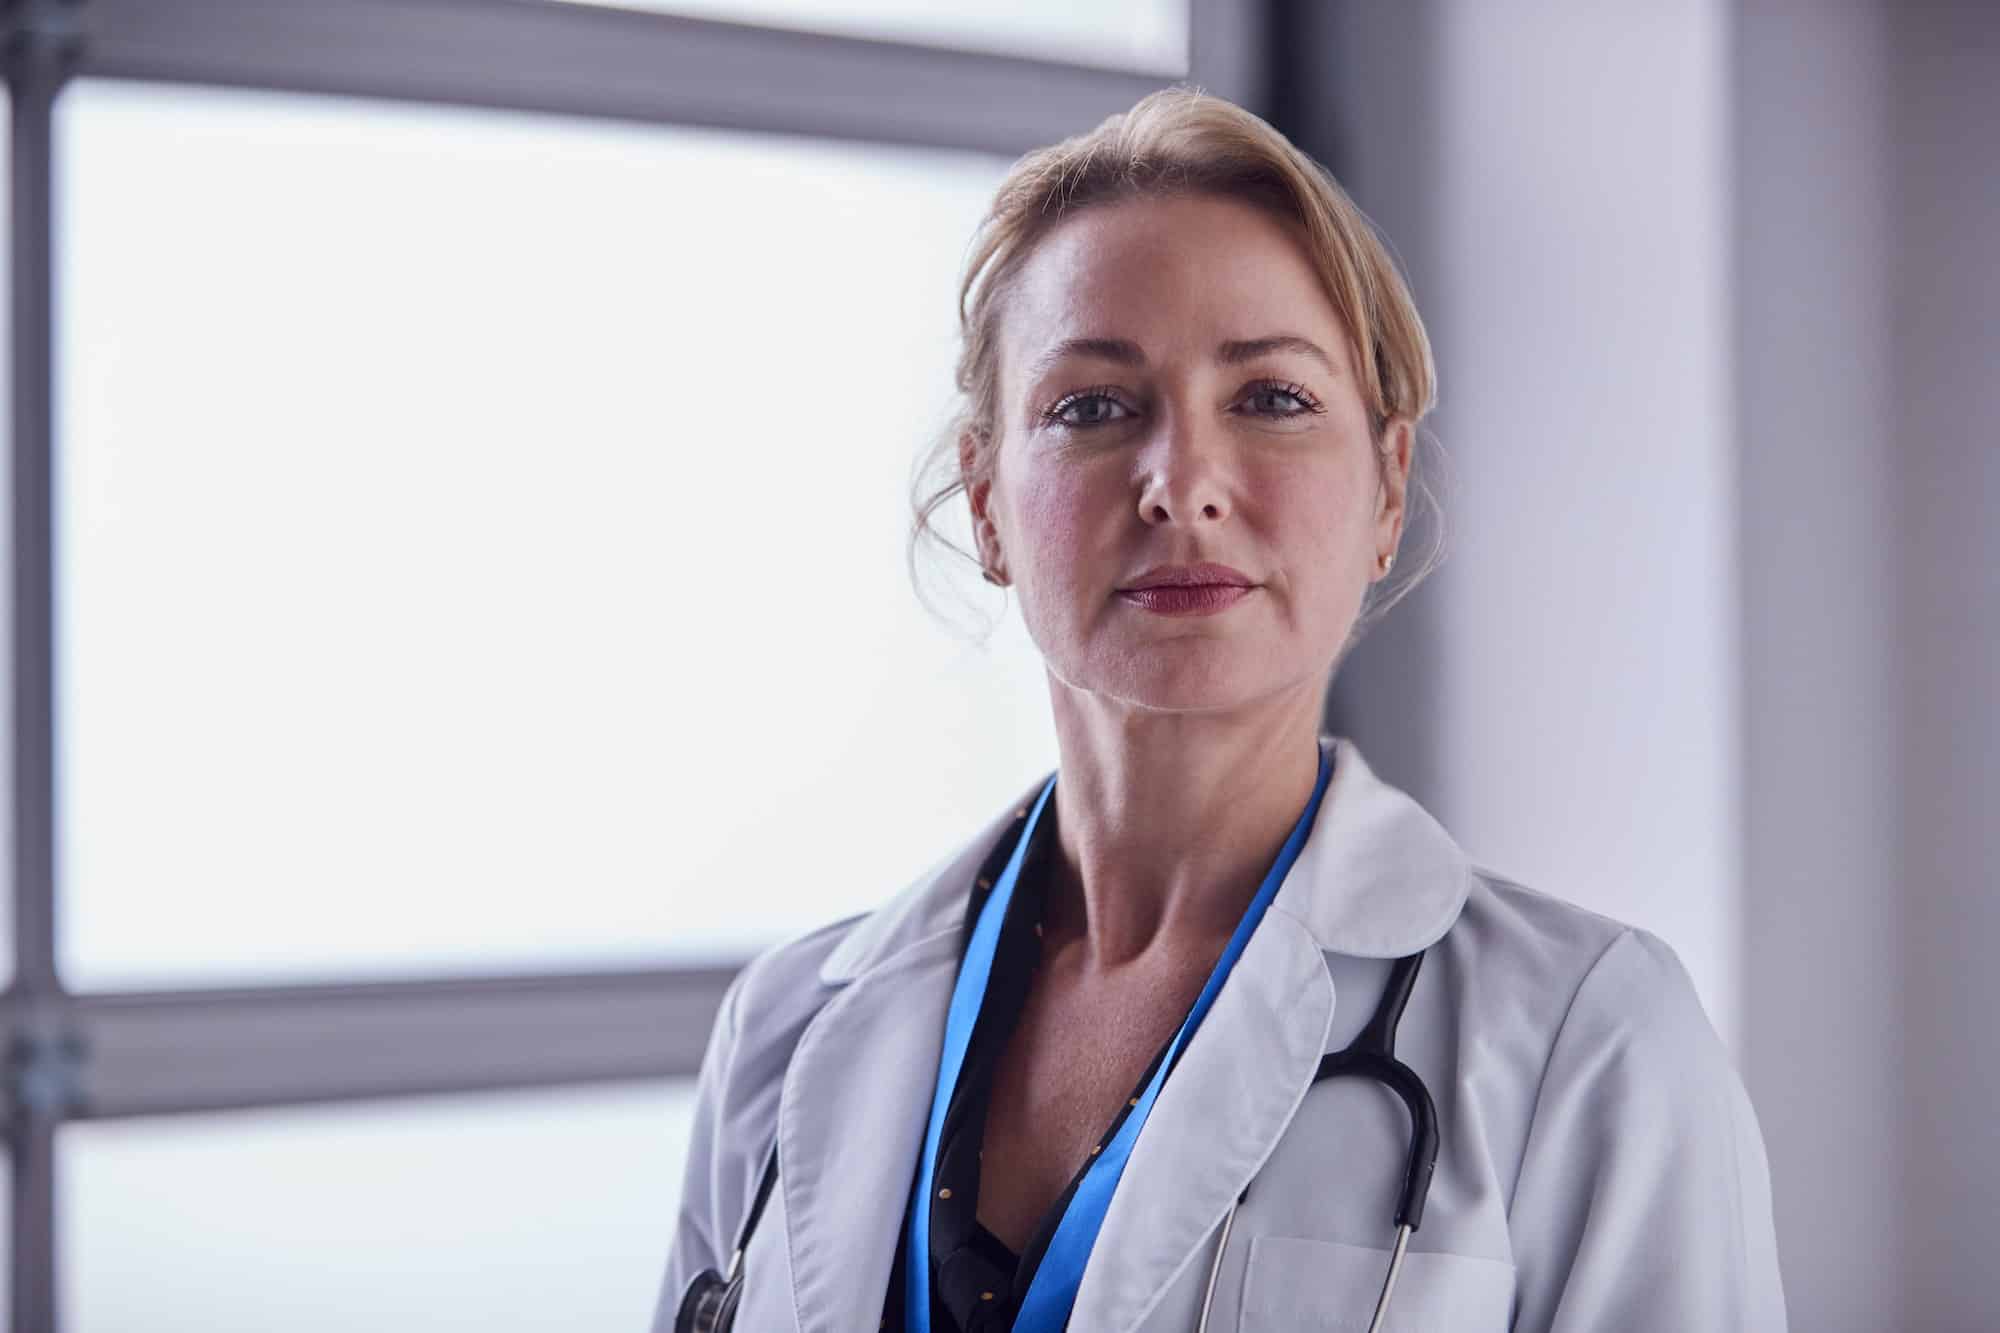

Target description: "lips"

left=1118, top=561, right=1255, bottom=591
left=1114, top=583, right=1254, bottom=616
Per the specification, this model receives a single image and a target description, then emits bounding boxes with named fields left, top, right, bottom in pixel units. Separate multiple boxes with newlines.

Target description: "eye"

left=1042, top=386, right=1135, bottom=429
left=1239, top=380, right=1325, bottom=417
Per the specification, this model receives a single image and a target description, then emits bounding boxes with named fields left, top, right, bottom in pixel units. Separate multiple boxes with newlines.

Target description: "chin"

left=1081, top=651, right=1286, bottom=715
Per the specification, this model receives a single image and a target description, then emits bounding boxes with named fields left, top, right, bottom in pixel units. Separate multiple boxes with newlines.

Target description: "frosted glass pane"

left=65, top=1081, right=694, bottom=1333
left=557, top=0, right=1188, bottom=74
left=57, top=80, right=1056, bottom=990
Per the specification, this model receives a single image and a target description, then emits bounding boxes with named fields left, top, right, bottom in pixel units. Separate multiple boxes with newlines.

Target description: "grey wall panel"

left=1889, top=3, right=2000, bottom=1324
left=1735, top=6, right=1903, bottom=1326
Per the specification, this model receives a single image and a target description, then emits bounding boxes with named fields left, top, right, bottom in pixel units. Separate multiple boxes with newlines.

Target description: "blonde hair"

left=907, top=85, right=1447, bottom=651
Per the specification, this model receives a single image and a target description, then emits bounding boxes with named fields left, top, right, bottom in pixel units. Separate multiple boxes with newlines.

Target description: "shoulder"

left=709, top=911, right=868, bottom=1078
left=1453, top=868, right=1634, bottom=975
left=1441, top=874, right=1766, bottom=1230
left=1446, top=869, right=1720, bottom=1052
left=1459, top=883, right=1787, bottom=1325
left=1436, top=870, right=1748, bottom=1170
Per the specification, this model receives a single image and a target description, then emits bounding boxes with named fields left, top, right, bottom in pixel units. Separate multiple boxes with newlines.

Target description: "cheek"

left=1010, top=468, right=1113, bottom=590
left=1271, top=464, right=1378, bottom=597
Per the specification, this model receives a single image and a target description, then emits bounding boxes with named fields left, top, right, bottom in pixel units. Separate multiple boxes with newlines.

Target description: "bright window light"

left=57, top=80, right=1056, bottom=990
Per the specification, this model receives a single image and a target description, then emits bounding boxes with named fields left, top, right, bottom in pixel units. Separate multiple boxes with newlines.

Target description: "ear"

left=958, top=427, right=1004, bottom=574
left=1375, top=416, right=1414, bottom=552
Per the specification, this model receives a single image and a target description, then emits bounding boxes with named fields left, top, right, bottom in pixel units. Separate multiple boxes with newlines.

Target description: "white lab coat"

left=651, top=734, right=1787, bottom=1332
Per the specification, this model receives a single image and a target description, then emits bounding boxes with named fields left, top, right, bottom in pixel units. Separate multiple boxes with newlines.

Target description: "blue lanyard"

left=903, top=746, right=1334, bottom=1332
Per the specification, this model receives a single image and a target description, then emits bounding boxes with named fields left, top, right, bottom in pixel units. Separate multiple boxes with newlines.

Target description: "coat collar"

left=818, top=732, right=1472, bottom=986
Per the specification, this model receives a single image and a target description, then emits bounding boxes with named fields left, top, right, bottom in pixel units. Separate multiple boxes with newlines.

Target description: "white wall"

left=1322, top=0, right=1741, bottom=1039
left=1429, top=0, right=1740, bottom=1038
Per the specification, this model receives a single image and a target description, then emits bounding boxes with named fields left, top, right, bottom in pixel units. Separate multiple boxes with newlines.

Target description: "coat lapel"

left=777, top=925, right=959, bottom=1333
left=775, top=775, right=1049, bottom=1333
left=1065, top=908, right=1335, bottom=1333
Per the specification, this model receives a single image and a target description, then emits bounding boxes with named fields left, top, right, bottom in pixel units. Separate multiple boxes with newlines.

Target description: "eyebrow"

left=1026, top=333, right=1337, bottom=383
left=1219, top=335, right=1337, bottom=370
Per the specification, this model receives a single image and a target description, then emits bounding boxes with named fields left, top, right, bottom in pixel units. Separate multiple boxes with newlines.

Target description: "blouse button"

left=981, top=1291, right=996, bottom=1302
left=938, top=1187, right=952, bottom=1199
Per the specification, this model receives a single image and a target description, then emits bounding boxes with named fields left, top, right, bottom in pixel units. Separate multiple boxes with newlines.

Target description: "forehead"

left=999, top=192, right=1349, bottom=382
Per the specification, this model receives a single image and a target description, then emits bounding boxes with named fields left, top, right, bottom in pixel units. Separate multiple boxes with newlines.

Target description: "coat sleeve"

left=648, top=965, right=751, bottom=1333
left=1505, top=928, right=1787, bottom=1331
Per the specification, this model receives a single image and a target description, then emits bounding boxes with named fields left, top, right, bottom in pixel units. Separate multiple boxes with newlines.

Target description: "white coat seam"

left=718, top=970, right=748, bottom=1271
left=1503, top=927, right=1635, bottom=1221
left=776, top=969, right=862, bottom=1333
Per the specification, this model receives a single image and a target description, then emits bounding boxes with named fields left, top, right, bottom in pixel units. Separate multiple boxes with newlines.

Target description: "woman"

left=654, top=88, right=1785, bottom=1332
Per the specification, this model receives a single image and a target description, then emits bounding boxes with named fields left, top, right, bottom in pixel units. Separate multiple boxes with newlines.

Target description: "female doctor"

left=653, top=87, right=1786, bottom=1332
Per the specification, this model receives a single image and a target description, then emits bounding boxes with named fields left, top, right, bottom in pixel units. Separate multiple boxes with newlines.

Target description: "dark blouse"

left=876, top=787, right=1183, bottom=1332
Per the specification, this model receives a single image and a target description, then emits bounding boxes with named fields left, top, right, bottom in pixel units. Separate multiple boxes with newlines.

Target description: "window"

left=64, top=1083, right=695, bottom=1331
left=3, top=1, right=1252, bottom=1326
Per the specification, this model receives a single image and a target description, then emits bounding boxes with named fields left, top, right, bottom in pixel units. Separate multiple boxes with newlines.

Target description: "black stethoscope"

left=1192, top=948, right=1437, bottom=1333
left=676, top=949, right=1439, bottom=1333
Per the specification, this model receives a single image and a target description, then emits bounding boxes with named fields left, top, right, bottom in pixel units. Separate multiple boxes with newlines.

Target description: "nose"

left=1134, top=404, right=1232, bottom=527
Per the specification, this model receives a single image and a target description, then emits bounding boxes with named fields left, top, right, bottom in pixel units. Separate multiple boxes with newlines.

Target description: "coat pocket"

left=1238, top=1234, right=1514, bottom=1332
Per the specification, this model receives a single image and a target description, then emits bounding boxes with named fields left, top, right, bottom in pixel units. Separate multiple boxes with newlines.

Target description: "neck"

left=1040, top=683, right=1326, bottom=974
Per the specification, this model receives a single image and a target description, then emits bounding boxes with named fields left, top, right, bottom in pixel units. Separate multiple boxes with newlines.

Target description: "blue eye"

left=1242, top=381, right=1325, bottom=417
left=1044, top=388, right=1134, bottom=428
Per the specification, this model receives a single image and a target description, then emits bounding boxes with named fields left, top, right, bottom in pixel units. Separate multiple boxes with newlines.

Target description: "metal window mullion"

left=79, top=0, right=1170, bottom=155
left=8, top=1, right=63, bottom=1004
left=8, top=2, right=79, bottom=1326
left=64, top=966, right=738, bottom=1120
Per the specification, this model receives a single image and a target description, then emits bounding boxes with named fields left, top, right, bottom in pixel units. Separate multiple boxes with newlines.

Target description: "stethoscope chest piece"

left=674, top=1265, right=741, bottom=1333
left=676, top=1138, right=779, bottom=1333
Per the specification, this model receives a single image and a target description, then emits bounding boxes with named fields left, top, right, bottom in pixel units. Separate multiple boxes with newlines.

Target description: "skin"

left=960, top=190, right=1417, bottom=1254
left=965, top=190, right=1414, bottom=978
